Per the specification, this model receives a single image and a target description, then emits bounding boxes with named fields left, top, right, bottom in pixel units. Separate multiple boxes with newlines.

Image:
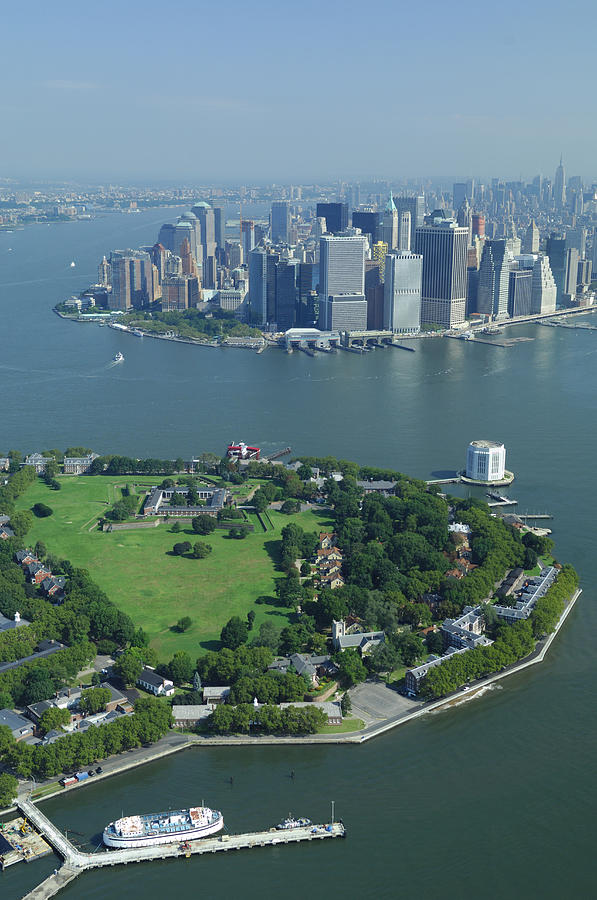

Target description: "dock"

left=263, top=447, right=292, bottom=462
left=16, top=798, right=345, bottom=900
left=0, top=816, right=53, bottom=869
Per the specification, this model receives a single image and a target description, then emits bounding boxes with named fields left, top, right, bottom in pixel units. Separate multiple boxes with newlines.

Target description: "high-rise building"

left=365, top=261, right=384, bottom=330
left=566, top=227, right=587, bottom=257
left=212, top=206, right=225, bottom=251
left=248, top=247, right=268, bottom=325
left=564, top=247, right=579, bottom=300
left=161, top=275, right=200, bottom=310
left=320, top=294, right=367, bottom=331
left=372, top=241, right=388, bottom=282
left=158, top=221, right=198, bottom=262
left=522, top=220, right=540, bottom=254
left=384, top=251, right=423, bottom=333
left=453, top=183, right=467, bottom=210
left=554, top=155, right=566, bottom=209
left=396, top=195, right=425, bottom=248
left=477, top=240, right=510, bottom=319
left=271, top=201, right=291, bottom=244
left=315, top=202, right=348, bottom=235
left=398, top=211, right=411, bottom=252
left=319, top=235, right=366, bottom=300
left=456, top=200, right=472, bottom=246
left=380, top=192, right=398, bottom=250
left=108, top=250, right=156, bottom=310
left=274, top=259, right=299, bottom=329
left=531, top=255, right=557, bottom=314
left=546, top=236, right=567, bottom=304
left=472, top=214, right=485, bottom=239
left=241, top=220, right=255, bottom=261
left=98, top=256, right=110, bottom=286
left=508, top=268, right=533, bottom=317
left=191, top=203, right=217, bottom=288
left=179, top=238, right=198, bottom=278
left=414, top=221, right=468, bottom=328
left=352, top=211, right=379, bottom=246
left=592, top=229, right=597, bottom=278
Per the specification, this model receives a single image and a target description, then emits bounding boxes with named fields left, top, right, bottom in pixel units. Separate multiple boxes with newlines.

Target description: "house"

left=356, top=479, right=397, bottom=496
left=137, top=667, right=175, bottom=697
left=24, top=561, right=51, bottom=585
left=63, top=453, right=99, bottom=474
left=317, top=547, right=343, bottom=563
left=40, top=575, right=67, bottom=601
left=0, top=524, right=14, bottom=540
left=171, top=705, right=213, bottom=728
left=0, top=708, right=35, bottom=742
left=319, top=532, right=338, bottom=550
left=0, top=611, right=29, bottom=633
left=202, top=686, right=231, bottom=705
left=0, top=638, right=65, bottom=679
left=0, top=458, right=10, bottom=471
left=268, top=654, right=336, bottom=686
left=15, top=549, right=37, bottom=566
left=320, top=573, right=345, bottom=590
left=24, top=453, right=51, bottom=473
left=332, top=620, right=385, bottom=655
left=441, top=607, right=493, bottom=652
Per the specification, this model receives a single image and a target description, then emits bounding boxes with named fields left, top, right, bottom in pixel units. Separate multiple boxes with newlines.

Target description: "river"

left=0, top=210, right=595, bottom=899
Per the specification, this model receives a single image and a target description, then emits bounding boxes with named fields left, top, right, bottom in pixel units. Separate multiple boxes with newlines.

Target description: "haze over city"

left=2, top=0, right=596, bottom=181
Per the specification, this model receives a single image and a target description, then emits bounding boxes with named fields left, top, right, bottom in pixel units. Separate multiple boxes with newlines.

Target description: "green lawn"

left=319, top=717, right=365, bottom=734
left=16, top=476, right=334, bottom=660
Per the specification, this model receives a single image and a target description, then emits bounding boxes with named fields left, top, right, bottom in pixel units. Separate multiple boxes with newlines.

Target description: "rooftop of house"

left=138, top=667, right=172, bottom=688
left=171, top=705, right=212, bottom=720
left=0, top=708, right=33, bottom=735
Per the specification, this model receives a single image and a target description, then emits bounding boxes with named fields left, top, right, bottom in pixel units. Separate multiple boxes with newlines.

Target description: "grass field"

left=16, top=476, right=334, bottom=660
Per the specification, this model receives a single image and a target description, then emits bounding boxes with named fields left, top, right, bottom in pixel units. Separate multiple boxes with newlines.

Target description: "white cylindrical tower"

left=466, top=440, right=506, bottom=482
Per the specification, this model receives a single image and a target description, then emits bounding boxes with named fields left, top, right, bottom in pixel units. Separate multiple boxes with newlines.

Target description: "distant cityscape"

left=6, top=162, right=597, bottom=338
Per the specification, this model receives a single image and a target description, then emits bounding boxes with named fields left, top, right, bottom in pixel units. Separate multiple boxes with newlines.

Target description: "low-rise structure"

left=0, top=523, right=14, bottom=540
left=441, top=606, right=493, bottom=651
left=0, top=458, right=10, bottom=471
left=202, top=686, right=231, bottom=705
left=0, top=611, right=29, bottom=633
left=493, top=566, right=556, bottom=623
left=332, top=620, right=385, bottom=655
left=0, top=708, right=35, bottom=742
left=24, top=453, right=52, bottom=473
left=404, top=646, right=470, bottom=695
left=143, top=485, right=228, bottom=517
left=268, top=654, right=337, bottom=686
left=171, top=705, right=213, bottom=728
left=279, top=700, right=342, bottom=726
left=63, top=453, right=99, bottom=474
left=356, top=480, right=397, bottom=495
left=137, top=667, right=175, bottom=697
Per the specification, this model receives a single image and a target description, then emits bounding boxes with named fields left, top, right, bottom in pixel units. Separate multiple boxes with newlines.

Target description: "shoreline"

left=4, top=587, right=579, bottom=814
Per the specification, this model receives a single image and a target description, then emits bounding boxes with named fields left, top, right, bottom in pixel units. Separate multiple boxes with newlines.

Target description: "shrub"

left=32, top=503, right=53, bottom=518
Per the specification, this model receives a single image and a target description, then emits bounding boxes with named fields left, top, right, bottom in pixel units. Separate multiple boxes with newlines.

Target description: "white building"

left=531, top=255, right=557, bottom=315
left=466, top=440, right=506, bottom=482
left=384, top=251, right=423, bottom=333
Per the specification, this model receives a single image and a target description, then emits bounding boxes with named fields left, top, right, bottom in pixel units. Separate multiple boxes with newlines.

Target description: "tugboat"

left=276, top=815, right=312, bottom=830
left=113, top=352, right=124, bottom=363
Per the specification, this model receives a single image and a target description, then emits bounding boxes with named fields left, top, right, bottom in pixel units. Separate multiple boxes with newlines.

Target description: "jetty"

left=16, top=798, right=345, bottom=900
left=263, top=447, right=292, bottom=462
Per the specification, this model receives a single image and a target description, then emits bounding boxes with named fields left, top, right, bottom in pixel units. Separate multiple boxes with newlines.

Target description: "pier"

left=16, top=798, right=345, bottom=900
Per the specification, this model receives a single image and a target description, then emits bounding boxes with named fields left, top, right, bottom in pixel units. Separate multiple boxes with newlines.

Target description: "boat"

left=276, top=815, right=312, bottom=830
left=103, top=806, right=223, bottom=849
left=113, top=352, right=124, bottom=363
left=459, top=331, right=474, bottom=340
left=70, top=261, right=76, bottom=268
left=132, top=329, right=144, bottom=337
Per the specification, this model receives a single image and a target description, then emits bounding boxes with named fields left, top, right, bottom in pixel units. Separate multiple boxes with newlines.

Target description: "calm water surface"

left=1, top=212, right=595, bottom=899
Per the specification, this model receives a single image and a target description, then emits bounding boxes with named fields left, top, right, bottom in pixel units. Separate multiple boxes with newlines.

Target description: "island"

left=0, top=445, right=580, bottom=811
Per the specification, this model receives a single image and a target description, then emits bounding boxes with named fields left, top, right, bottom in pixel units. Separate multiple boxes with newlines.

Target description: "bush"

left=177, top=616, right=193, bottom=632
left=192, top=516, right=216, bottom=534
left=173, top=541, right=192, bottom=556
left=192, top=541, right=212, bottom=559
left=220, top=616, right=248, bottom=649
left=32, top=503, right=53, bottom=518
left=229, top=527, right=248, bottom=539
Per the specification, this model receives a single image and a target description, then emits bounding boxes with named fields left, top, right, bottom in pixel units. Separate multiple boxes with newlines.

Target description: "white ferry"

left=103, top=806, right=223, bottom=848
left=113, top=352, right=124, bottom=363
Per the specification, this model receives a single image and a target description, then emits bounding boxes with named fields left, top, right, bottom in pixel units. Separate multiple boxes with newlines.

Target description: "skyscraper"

left=453, top=183, right=467, bottom=210
left=248, top=247, right=268, bottom=325
left=476, top=240, right=510, bottom=320
left=396, top=195, right=425, bottom=248
left=315, top=202, right=348, bottom=235
left=158, top=221, right=198, bottom=262
left=271, top=201, right=291, bottom=244
left=191, top=203, right=217, bottom=288
left=352, top=211, right=379, bottom=246
left=380, top=192, right=398, bottom=250
left=554, top=155, right=566, bottom=209
left=320, top=295, right=367, bottom=331
left=545, top=235, right=567, bottom=304
left=274, top=259, right=299, bottom=328
left=522, top=220, right=540, bottom=254
left=508, top=268, right=533, bottom=317
left=563, top=247, right=579, bottom=300
left=161, top=274, right=200, bottom=311
left=108, top=250, right=156, bottom=311
left=384, top=251, right=423, bottom=333
left=241, top=220, right=255, bottom=261
left=398, top=211, right=411, bottom=252
left=319, top=235, right=366, bottom=299
left=414, top=221, right=468, bottom=328
left=531, top=255, right=557, bottom=314
left=98, top=256, right=110, bottom=286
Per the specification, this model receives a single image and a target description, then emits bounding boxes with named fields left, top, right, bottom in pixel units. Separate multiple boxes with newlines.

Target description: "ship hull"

left=103, top=815, right=223, bottom=848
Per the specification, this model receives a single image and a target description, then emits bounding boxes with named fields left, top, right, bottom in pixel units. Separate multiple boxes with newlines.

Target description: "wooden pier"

left=16, top=798, right=345, bottom=900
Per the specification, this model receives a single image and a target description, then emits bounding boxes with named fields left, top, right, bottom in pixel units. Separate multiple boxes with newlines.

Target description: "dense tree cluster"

left=89, top=456, right=180, bottom=476
left=210, top=702, right=327, bottom=735
left=229, top=672, right=308, bottom=705
left=121, top=307, right=261, bottom=341
left=196, top=645, right=274, bottom=686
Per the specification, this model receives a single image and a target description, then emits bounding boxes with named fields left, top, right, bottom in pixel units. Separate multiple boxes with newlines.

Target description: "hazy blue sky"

left=2, top=0, right=595, bottom=182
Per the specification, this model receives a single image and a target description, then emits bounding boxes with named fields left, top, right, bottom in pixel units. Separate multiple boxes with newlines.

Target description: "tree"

left=0, top=772, right=18, bottom=808
left=177, top=616, right=193, bottom=632
left=32, top=502, right=53, bottom=518
left=39, top=707, right=71, bottom=735
left=113, top=648, right=144, bottom=686
left=297, top=464, right=312, bottom=481
left=229, top=527, right=248, bottom=539
left=340, top=693, right=352, bottom=716
left=173, top=541, right=192, bottom=556
left=300, top=561, right=311, bottom=577
left=192, top=671, right=202, bottom=691
left=247, top=610, right=256, bottom=631
left=168, top=651, right=194, bottom=685
left=34, top=541, right=47, bottom=560
left=192, top=516, right=216, bottom=535
left=281, top=499, right=301, bottom=514
left=192, top=541, right=212, bottom=559
left=220, top=616, right=248, bottom=650
left=79, top=687, right=111, bottom=715
left=171, top=521, right=181, bottom=533
left=335, top=649, right=367, bottom=686
left=251, top=621, right=281, bottom=654
left=425, top=630, right=444, bottom=655
left=22, top=668, right=56, bottom=705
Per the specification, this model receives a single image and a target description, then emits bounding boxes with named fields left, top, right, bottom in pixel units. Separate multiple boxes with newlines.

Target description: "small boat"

left=276, top=815, right=312, bottom=830
left=70, top=261, right=76, bottom=268
left=113, top=352, right=124, bottom=363
left=132, top=329, right=144, bottom=337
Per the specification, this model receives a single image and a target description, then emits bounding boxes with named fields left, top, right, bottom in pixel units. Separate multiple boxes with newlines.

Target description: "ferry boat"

left=103, top=806, right=223, bottom=848
left=113, top=352, right=124, bottom=363
left=276, top=815, right=312, bottom=830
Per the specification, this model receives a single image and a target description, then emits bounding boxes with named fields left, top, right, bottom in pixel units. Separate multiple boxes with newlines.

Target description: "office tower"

left=248, top=247, right=267, bottom=325
left=564, top=248, right=579, bottom=300
left=271, top=201, right=291, bottom=244
left=320, top=294, right=367, bottom=331
left=179, top=238, right=198, bottom=278
left=319, top=235, right=366, bottom=300
left=312, top=216, right=328, bottom=241
left=554, top=155, right=566, bottom=209
left=365, top=261, right=385, bottom=330
left=380, top=193, right=398, bottom=250
left=191, top=202, right=217, bottom=288
left=150, top=243, right=167, bottom=281
left=456, top=200, right=472, bottom=245
left=274, top=259, right=299, bottom=329
left=414, top=221, right=468, bottom=327
left=212, top=205, right=225, bottom=250
left=352, top=211, right=379, bottom=246
left=545, top=235, right=567, bottom=304
left=472, top=214, right=485, bottom=238
left=266, top=251, right=280, bottom=322
left=241, top=220, right=255, bottom=261
left=396, top=195, right=424, bottom=248
left=161, top=274, right=200, bottom=311
left=477, top=240, right=511, bottom=320
left=508, top=268, right=533, bottom=317
left=178, top=212, right=201, bottom=258
left=593, top=229, right=597, bottom=278
left=315, top=202, right=348, bottom=234
left=158, top=221, right=198, bottom=262
left=398, top=211, right=411, bottom=252
left=164, top=252, right=183, bottom=277
left=98, top=256, right=110, bottom=286
left=531, top=255, right=557, bottom=314
left=453, top=183, right=467, bottom=210
left=372, top=241, right=388, bottom=281
left=384, top=251, right=423, bottom=333
left=108, top=250, right=156, bottom=310
left=566, top=226, right=587, bottom=257
left=522, top=220, right=540, bottom=254
left=577, top=258, right=591, bottom=291
left=225, top=241, right=243, bottom=269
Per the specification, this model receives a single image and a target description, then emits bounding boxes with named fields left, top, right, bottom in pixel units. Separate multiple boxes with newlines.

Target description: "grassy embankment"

left=17, top=476, right=334, bottom=660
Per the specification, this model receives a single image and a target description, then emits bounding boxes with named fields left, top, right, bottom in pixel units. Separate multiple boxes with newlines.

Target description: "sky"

left=2, top=0, right=596, bottom=183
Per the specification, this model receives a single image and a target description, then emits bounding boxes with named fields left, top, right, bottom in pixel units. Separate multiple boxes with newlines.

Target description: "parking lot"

left=349, top=679, right=422, bottom=723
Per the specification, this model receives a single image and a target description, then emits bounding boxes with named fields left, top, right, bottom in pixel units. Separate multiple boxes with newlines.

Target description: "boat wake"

left=430, top=682, right=503, bottom=714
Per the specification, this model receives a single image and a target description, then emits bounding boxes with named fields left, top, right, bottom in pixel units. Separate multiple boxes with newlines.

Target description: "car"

left=95, top=766, right=103, bottom=774
left=88, top=770, right=95, bottom=776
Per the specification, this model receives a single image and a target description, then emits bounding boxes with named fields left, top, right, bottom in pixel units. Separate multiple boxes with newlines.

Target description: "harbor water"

left=0, top=210, right=595, bottom=899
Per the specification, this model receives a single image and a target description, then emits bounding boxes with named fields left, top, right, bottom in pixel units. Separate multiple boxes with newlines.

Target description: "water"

left=1, top=212, right=596, bottom=899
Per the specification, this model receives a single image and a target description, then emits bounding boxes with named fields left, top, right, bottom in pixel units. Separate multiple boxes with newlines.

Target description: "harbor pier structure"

left=16, top=798, right=346, bottom=900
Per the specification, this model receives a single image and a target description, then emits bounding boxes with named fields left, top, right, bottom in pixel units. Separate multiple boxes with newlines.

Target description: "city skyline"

left=2, top=0, right=596, bottom=181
